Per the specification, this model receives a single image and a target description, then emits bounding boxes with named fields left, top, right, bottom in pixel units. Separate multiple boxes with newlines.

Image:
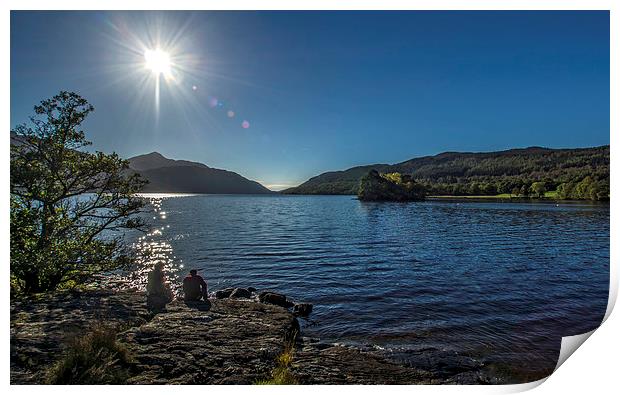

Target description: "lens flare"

left=242, top=120, right=250, bottom=129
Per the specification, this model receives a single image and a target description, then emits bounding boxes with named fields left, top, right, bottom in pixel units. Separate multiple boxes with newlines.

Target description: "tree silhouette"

left=10, top=91, right=147, bottom=293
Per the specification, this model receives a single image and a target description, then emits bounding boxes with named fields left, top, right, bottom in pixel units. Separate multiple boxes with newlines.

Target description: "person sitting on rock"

left=183, top=269, right=208, bottom=301
left=146, top=262, right=174, bottom=311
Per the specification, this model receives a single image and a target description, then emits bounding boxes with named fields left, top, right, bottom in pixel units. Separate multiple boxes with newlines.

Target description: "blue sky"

left=11, top=11, right=610, bottom=190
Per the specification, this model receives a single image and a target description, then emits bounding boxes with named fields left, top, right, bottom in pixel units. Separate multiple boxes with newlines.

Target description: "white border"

left=2, top=1, right=617, bottom=395
left=1, top=0, right=617, bottom=11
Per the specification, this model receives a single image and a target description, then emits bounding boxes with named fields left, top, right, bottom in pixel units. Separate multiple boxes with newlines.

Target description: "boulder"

left=293, top=303, right=313, bottom=317
left=259, top=292, right=294, bottom=308
left=229, top=288, right=252, bottom=299
left=147, top=294, right=171, bottom=313
left=247, top=287, right=257, bottom=293
left=215, top=288, right=235, bottom=299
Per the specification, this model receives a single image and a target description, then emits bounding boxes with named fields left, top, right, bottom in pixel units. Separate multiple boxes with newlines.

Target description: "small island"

left=358, top=170, right=426, bottom=201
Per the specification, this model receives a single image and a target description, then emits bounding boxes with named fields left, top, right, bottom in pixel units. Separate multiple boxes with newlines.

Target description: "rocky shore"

left=11, top=287, right=493, bottom=385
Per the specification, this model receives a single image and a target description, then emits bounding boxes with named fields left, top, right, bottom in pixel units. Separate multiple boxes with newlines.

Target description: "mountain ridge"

left=9, top=130, right=271, bottom=194
left=128, top=152, right=209, bottom=172
left=127, top=152, right=272, bottom=194
left=283, top=145, right=610, bottom=197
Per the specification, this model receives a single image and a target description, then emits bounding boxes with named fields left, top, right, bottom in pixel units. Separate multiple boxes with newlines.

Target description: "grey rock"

left=215, top=288, right=234, bottom=299
left=147, top=294, right=171, bottom=313
left=293, top=303, right=313, bottom=317
left=10, top=289, right=149, bottom=384
left=258, top=292, right=294, bottom=308
left=229, top=288, right=251, bottom=299
left=121, top=299, right=298, bottom=384
left=289, top=344, right=434, bottom=384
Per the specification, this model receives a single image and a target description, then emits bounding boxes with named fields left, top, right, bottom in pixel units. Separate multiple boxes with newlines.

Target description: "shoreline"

left=330, top=195, right=607, bottom=204
left=10, top=286, right=513, bottom=385
left=426, top=196, right=609, bottom=204
left=133, top=191, right=610, bottom=205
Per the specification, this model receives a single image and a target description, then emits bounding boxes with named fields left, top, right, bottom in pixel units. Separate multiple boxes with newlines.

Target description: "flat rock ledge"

left=11, top=289, right=488, bottom=384
left=121, top=298, right=298, bottom=384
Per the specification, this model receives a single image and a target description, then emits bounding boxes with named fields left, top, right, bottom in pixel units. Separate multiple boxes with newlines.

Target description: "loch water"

left=125, top=194, right=609, bottom=380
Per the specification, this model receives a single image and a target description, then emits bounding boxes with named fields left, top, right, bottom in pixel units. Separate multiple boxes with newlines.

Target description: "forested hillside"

left=284, top=146, right=609, bottom=200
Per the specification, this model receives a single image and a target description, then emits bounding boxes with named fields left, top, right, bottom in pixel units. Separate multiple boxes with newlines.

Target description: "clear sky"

left=11, top=11, right=610, bottom=190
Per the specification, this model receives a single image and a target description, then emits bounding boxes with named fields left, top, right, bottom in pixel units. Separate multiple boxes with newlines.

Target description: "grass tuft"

left=255, top=331, right=299, bottom=385
left=45, top=322, right=133, bottom=384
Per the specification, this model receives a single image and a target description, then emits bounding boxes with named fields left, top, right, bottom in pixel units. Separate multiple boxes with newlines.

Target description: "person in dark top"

left=183, top=269, right=208, bottom=301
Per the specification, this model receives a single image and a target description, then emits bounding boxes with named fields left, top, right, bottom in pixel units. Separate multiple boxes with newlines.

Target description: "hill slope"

left=128, top=152, right=272, bottom=194
left=284, top=146, right=609, bottom=199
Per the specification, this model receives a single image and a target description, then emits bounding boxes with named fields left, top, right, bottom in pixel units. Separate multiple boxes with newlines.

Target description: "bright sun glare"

left=144, top=48, right=172, bottom=77
left=111, top=18, right=250, bottom=129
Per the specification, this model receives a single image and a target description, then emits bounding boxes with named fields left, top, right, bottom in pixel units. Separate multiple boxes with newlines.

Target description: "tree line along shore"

left=284, top=145, right=609, bottom=201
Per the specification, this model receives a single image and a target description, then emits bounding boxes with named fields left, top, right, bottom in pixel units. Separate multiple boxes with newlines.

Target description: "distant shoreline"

left=135, top=192, right=610, bottom=204
left=427, top=196, right=610, bottom=204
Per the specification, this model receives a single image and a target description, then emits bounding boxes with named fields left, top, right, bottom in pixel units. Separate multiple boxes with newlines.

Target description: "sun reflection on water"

left=105, top=196, right=183, bottom=297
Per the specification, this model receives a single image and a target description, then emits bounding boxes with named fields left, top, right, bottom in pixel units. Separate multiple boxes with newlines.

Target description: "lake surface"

left=122, top=194, right=609, bottom=381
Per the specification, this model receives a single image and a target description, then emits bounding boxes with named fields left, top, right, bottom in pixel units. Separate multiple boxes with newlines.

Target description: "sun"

left=144, top=48, right=172, bottom=77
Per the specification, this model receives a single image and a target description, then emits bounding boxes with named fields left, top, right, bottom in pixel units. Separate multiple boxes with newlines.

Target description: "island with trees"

left=358, top=170, right=426, bottom=201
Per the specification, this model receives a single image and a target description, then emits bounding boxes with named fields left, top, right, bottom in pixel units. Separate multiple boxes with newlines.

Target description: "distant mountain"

left=9, top=132, right=271, bottom=194
left=283, top=145, right=610, bottom=198
left=128, top=152, right=209, bottom=172
left=128, top=152, right=272, bottom=194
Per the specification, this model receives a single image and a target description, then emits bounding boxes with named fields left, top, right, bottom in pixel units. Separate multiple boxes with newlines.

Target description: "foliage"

left=556, top=176, right=609, bottom=200
left=255, top=349, right=298, bottom=385
left=45, top=323, right=133, bottom=384
left=529, top=182, right=547, bottom=198
left=255, top=331, right=299, bottom=385
left=10, top=91, right=147, bottom=294
left=286, top=146, right=609, bottom=201
left=358, top=170, right=426, bottom=201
